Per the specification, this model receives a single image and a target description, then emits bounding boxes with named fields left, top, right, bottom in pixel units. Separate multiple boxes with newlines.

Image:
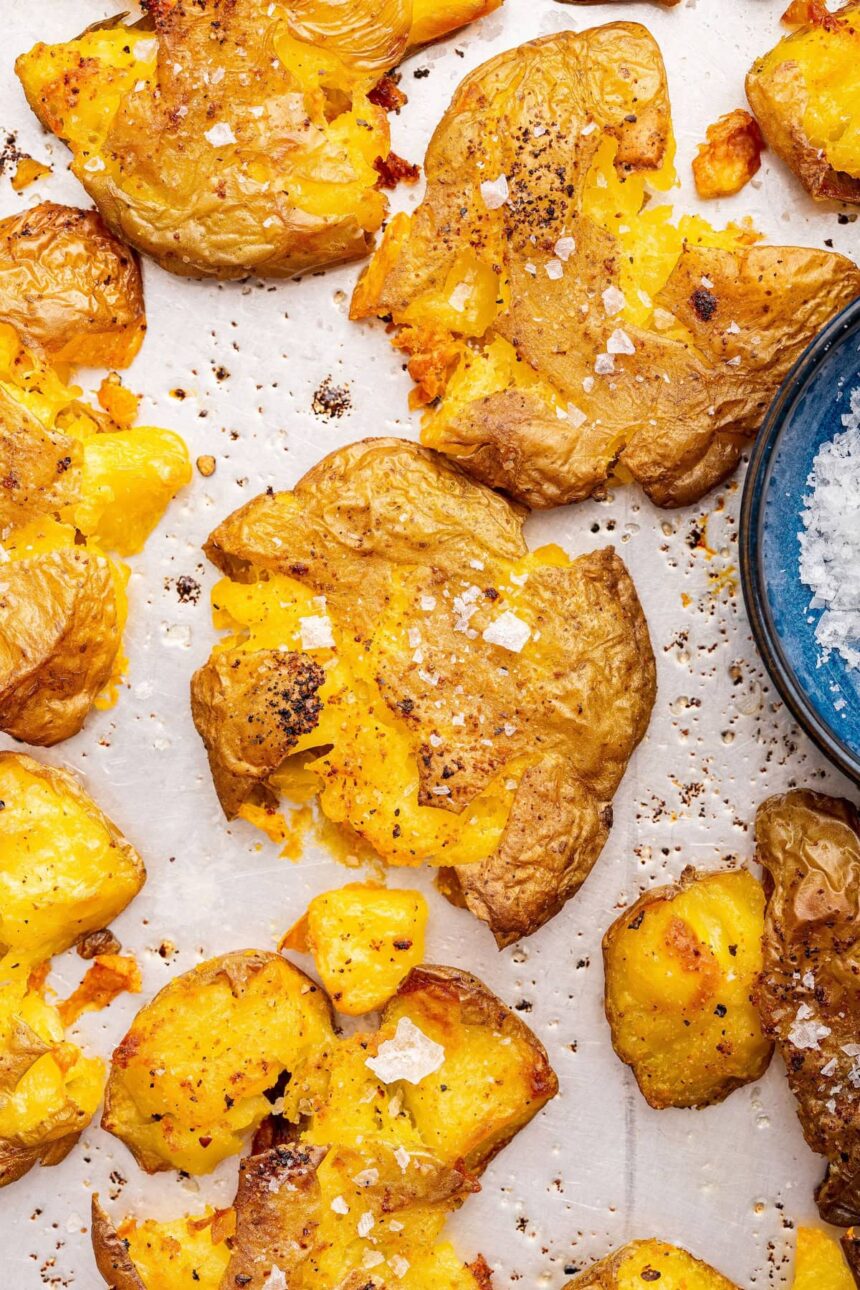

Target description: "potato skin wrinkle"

left=603, top=867, right=772, bottom=1109
left=564, top=1238, right=740, bottom=1288
left=15, top=0, right=502, bottom=280
left=351, top=24, right=860, bottom=510
left=755, top=791, right=860, bottom=1227
left=192, top=437, right=655, bottom=945
left=747, top=1, right=860, bottom=205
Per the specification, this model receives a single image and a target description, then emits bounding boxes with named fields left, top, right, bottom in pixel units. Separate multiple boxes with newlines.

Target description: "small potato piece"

left=747, top=2, right=860, bottom=204
left=380, top=965, right=558, bottom=1172
left=102, top=951, right=335, bottom=1175
left=0, top=203, right=144, bottom=367
left=91, top=1196, right=230, bottom=1290
left=693, top=110, right=765, bottom=198
left=793, top=1228, right=854, bottom=1290
left=0, top=752, right=145, bottom=965
left=755, top=791, right=860, bottom=1226
left=603, top=867, right=772, bottom=1108
left=283, top=883, right=428, bottom=1015
left=565, top=1238, right=740, bottom=1288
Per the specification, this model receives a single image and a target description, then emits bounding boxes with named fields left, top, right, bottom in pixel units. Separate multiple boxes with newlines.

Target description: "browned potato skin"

left=0, top=1017, right=84, bottom=1186
left=0, top=203, right=145, bottom=367
left=746, top=2, right=860, bottom=206
left=0, top=392, right=82, bottom=533
left=564, top=1240, right=740, bottom=1288
left=91, top=1196, right=146, bottom=1290
left=352, top=26, right=860, bottom=510
left=755, top=791, right=860, bottom=1226
left=193, top=437, right=656, bottom=945
left=0, top=549, right=120, bottom=746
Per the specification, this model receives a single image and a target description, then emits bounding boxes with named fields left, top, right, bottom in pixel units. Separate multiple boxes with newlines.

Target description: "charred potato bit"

left=603, top=867, right=772, bottom=1109
left=565, top=1239, right=740, bottom=1288
left=693, top=110, right=766, bottom=198
left=747, top=1, right=860, bottom=205
left=0, top=751, right=145, bottom=1187
left=792, top=1227, right=855, bottom=1289
left=191, top=437, right=655, bottom=945
left=281, top=883, right=428, bottom=1015
left=96, top=959, right=553, bottom=1286
left=351, top=24, right=860, bottom=509
left=16, top=0, right=502, bottom=280
left=755, top=791, right=860, bottom=1226
left=0, top=203, right=191, bottom=745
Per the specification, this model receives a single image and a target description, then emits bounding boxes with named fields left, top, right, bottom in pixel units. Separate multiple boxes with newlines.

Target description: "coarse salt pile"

left=798, top=386, right=860, bottom=670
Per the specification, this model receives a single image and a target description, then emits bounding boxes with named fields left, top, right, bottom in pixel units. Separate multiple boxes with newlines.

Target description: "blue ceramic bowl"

left=740, top=297, right=860, bottom=784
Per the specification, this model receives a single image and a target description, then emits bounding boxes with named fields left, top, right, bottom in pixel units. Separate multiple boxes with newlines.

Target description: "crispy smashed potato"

left=282, top=883, right=428, bottom=1015
left=96, top=958, right=553, bottom=1287
left=565, top=1239, right=739, bottom=1288
left=793, top=1227, right=855, bottom=1290
left=0, top=751, right=145, bottom=1187
left=191, top=438, right=655, bottom=946
left=351, top=24, right=860, bottom=510
left=16, top=0, right=502, bottom=281
left=603, top=867, right=772, bottom=1108
left=755, top=791, right=860, bottom=1226
left=747, top=1, right=860, bottom=205
left=844, top=1230, right=860, bottom=1286
left=693, top=110, right=765, bottom=198
left=0, top=203, right=191, bottom=746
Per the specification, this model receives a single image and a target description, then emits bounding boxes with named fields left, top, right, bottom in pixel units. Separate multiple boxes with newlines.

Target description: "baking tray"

left=1, top=2, right=858, bottom=1285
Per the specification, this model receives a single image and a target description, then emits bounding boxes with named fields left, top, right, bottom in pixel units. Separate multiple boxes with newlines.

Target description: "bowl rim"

left=739, top=295, right=860, bottom=786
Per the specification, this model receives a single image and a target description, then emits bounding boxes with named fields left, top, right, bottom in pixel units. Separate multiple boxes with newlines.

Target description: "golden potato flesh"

left=97, top=957, right=551, bottom=1285
left=792, top=1227, right=855, bottom=1290
left=351, top=24, right=860, bottom=510
left=602, top=867, right=772, bottom=1109
left=0, top=203, right=144, bottom=367
left=0, top=751, right=145, bottom=965
left=191, top=438, right=655, bottom=946
left=16, top=0, right=501, bottom=281
left=565, top=1239, right=740, bottom=1289
left=747, top=1, right=860, bottom=205
left=0, top=206, right=191, bottom=745
left=282, top=882, right=428, bottom=1015
left=755, top=791, right=860, bottom=1227
left=0, top=752, right=145, bottom=1188
left=102, top=951, right=336, bottom=1175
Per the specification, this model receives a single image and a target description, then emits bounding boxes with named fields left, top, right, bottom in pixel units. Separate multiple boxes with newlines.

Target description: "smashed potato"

left=96, top=957, right=554, bottom=1287
left=0, top=203, right=191, bottom=745
left=0, top=751, right=145, bottom=1186
left=755, top=791, right=860, bottom=1226
left=603, top=868, right=772, bottom=1108
left=566, top=1239, right=740, bottom=1288
left=747, top=1, right=860, bottom=205
left=191, top=438, right=655, bottom=946
left=693, top=110, right=766, bottom=198
left=351, top=24, right=860, bottom=509
left=16, top=0, right=501, bottom=280
left=793, top=1227, right=855, bottom=1290
left=282, top=883, right=428, bottom=1015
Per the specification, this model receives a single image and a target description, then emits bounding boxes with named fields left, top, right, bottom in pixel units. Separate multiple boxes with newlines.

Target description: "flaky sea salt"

left=482, top=610, right=531, bottom=653
left=299, top=614, right=334, bottom=650
left=788, top=1003, right=831, bottom=1051
left=366, top=1017, right=445, bottom=1084
left=602, top=285, right=626, bottom=317
left=261, top=1269, right=287, bottom=1290
left=204, top=122, right=237, bottom=146
left=798, top=387, right=860, bottom=670
left=607, top=328, right=635, bottom=356
left=480, top=174, right=509, bottom=209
